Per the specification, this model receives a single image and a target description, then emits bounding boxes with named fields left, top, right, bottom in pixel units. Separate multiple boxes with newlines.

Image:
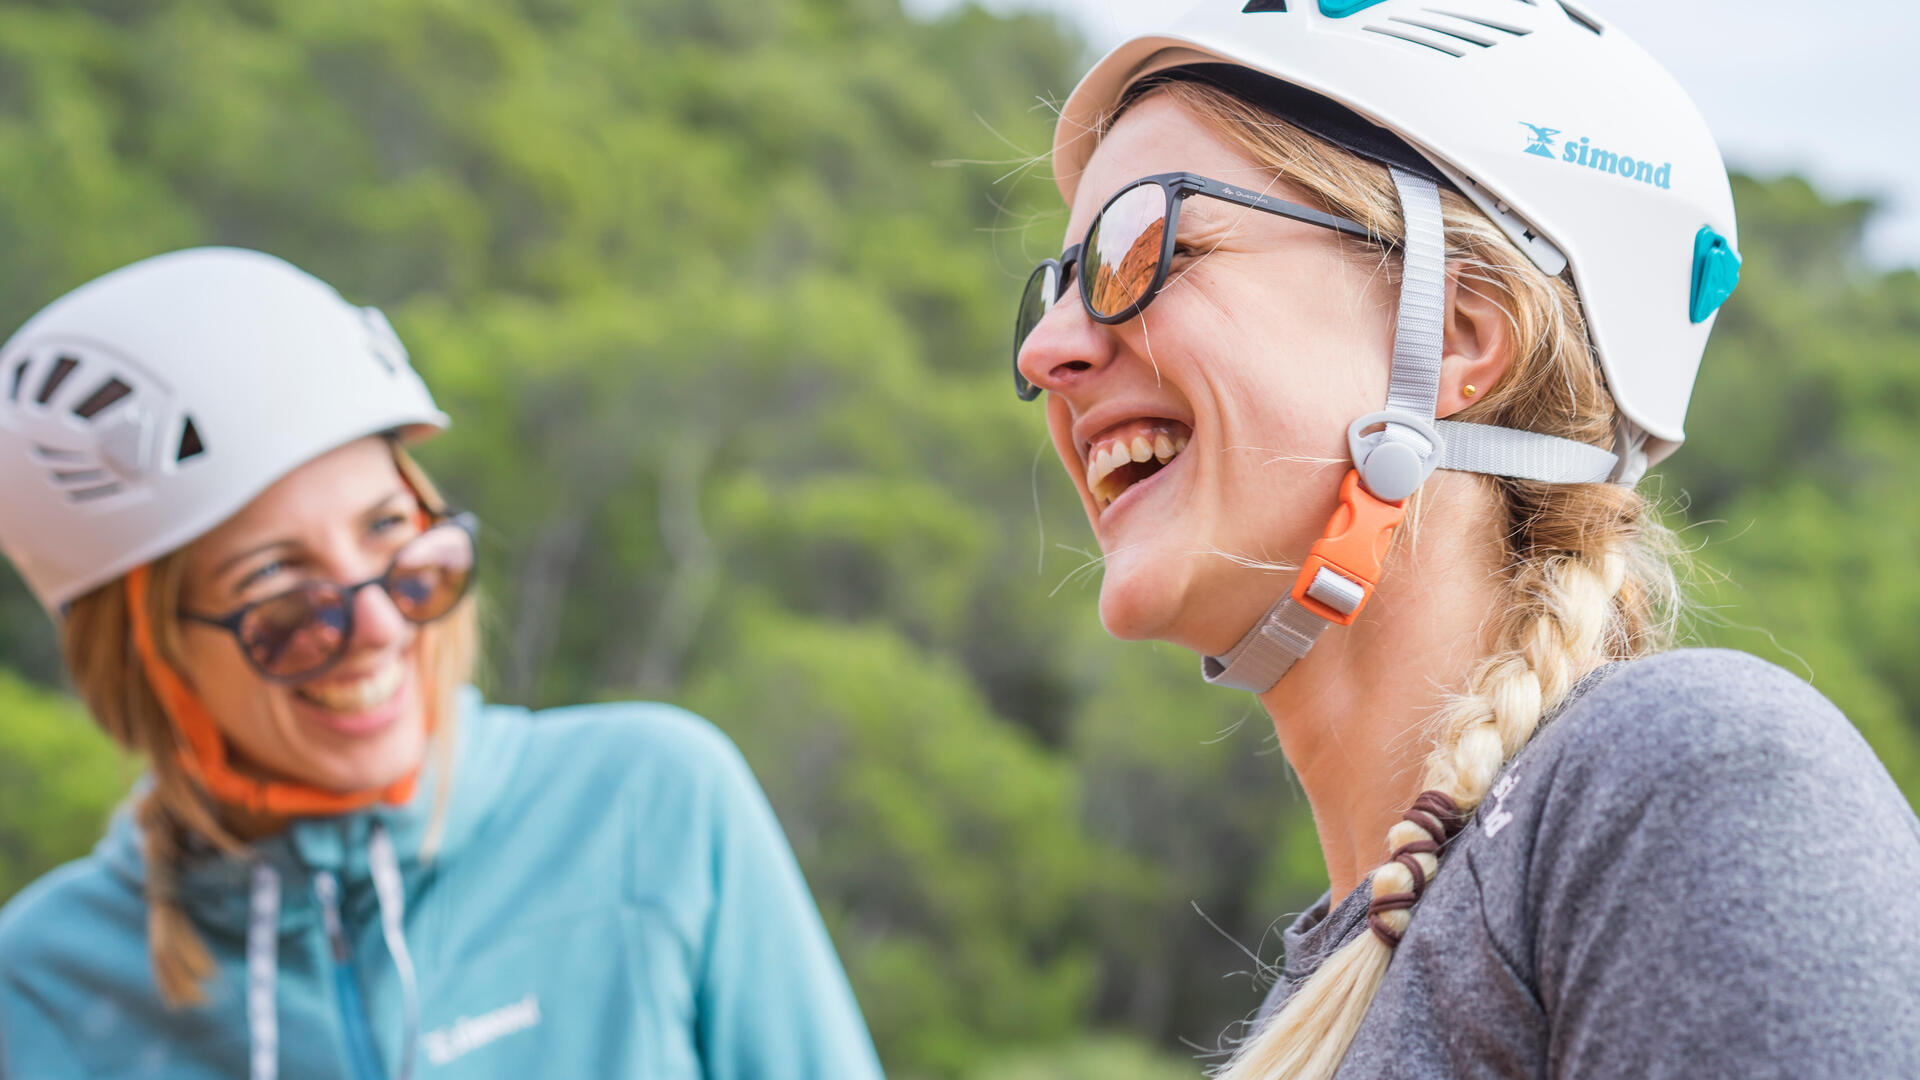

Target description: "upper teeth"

left=297, top=664, right=404, bottom=713
left=1086, top=420, right=1190, bottom=506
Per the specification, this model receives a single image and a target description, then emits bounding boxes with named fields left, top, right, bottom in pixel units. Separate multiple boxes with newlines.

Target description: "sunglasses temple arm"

left=1182, top=175, right=1376, bottom=242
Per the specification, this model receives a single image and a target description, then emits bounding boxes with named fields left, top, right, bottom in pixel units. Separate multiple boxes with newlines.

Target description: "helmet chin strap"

left=126, top=564, right=427, bottom=818
left=1202, top=169, right=1618, bottom=694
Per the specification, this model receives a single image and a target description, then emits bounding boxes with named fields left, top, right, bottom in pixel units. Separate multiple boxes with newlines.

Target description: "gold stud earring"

left=1463, top=384, right=1478, bottom=398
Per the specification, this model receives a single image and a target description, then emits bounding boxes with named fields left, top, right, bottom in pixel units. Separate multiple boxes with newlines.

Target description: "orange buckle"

left=1289, top=469, right=1407, bottom=625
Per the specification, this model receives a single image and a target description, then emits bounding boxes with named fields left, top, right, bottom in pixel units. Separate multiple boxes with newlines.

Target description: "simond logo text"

left=1520, top=122, right=1672, bottom=190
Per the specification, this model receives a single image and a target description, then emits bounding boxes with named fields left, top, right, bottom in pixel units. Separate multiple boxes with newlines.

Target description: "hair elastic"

left=1367, top=790, right=1465, bottom=947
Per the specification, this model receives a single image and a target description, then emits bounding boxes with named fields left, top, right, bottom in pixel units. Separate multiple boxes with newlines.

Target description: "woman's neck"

left=219, top=805, right=291, bottom=843
left=1256, top=472, right=1505, bottom=906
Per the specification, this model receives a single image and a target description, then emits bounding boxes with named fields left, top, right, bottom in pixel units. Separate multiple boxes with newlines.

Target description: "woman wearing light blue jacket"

left=0, top=248, right=884, bottom=1079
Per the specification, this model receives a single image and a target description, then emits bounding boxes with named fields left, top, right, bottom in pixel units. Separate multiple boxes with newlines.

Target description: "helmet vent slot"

left=35, top=356, right=79, bottom=405
left=52, top=468, right=107, bottom=484
left=72, top=377, right=133, bottom=420
left=1556, top=0, right=1602, bottom=34
left=66, top=481, right=124, bottom=503
left=1363, top=24, right=1466, bottom=56
left=1424, top=9, right=1531, bottom=35
left=1388, top=15, right=1496, bottom=47
left=1242, top=1, right=1288, bottom=10
left=32, top=444, right=84, bottom=462
left=8, top=360, right=25, bottom=402
left=176, top=417, right=206, bottom=463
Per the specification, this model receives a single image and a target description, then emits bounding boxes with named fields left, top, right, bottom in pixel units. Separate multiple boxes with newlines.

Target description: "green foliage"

left=681, top=606, right=1128, bottom=1077
left=0, top=668, right=131, bottom=900
left=1061, top=639, right=1308, bottom=1040
left=961, top=1035, right=1203, bottom=1080
left=1662, top=176, right=1920, bottom=796
left=0, top=1, right=1915, bottom=1076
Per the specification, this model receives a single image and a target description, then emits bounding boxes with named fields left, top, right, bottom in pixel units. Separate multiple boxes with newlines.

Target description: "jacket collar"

left=96, top=687, right=521, bottom=935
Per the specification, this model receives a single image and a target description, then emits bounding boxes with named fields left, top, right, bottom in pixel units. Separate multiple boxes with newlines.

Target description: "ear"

left=1434, top=269, right=1515, bottom=419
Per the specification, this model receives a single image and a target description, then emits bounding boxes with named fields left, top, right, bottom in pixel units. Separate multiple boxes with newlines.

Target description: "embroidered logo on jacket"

left=423, top=994, right=542, bottom=1066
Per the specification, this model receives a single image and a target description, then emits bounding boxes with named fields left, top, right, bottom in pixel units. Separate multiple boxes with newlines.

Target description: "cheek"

left=1208, top=278, right=1392, bottom=445
left=1044, top=396, right=1084, bottom=493
left=175, top=630, right=290, bottom=752
left=1294, top=258, right=1398, bottom=406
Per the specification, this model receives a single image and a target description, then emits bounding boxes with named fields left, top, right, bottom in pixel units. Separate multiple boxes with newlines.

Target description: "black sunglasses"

left=1012, top=171, right=1376, bottom=400
left=182, top=512, right=479, bottom=683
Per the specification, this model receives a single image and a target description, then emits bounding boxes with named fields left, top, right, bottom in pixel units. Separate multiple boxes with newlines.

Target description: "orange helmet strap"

left=124, top=565, right=422, bottom=819
left=1201, top=468, right=1406, bottom=691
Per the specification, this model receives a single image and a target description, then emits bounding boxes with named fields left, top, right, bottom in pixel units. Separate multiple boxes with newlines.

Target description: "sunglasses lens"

left=1012, top=262, right=1059, bottom=400
left=1083, top=182, right=1167, bottom=320
left=230, top=522, right=475, bottom=681
left=239, top=584, right=350, bottom=680
left=384, top=523, right=475, bottom=623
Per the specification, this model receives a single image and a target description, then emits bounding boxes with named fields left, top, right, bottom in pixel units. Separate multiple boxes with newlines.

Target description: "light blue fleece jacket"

left=0, top=692, right=886, bottom=1079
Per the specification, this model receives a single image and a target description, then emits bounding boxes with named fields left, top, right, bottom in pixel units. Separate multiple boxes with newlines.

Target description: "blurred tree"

left=0, top=669, right=131, bottom=900
left=680, top=604, right=1137, bottom=1077
left=961, top=1035, right=1202, bottom=1080
left=1663, top=177, right=1920, bottom=796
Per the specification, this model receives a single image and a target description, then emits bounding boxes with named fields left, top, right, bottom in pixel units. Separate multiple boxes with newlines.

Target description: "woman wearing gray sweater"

left=1009, top=2, right=1920, bottom=1076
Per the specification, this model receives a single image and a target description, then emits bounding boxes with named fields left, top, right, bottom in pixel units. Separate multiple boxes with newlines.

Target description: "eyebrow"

left=212, top=490, right=414, bottom=591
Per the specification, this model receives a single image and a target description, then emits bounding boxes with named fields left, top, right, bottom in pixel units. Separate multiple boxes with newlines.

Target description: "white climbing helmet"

left=1053, top=0, right=1741, bottom=476
left=0, top=247, right=448, bottom=613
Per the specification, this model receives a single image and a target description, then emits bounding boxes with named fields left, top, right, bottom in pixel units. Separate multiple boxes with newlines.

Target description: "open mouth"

left=295, top=662, right=406, bottom=713
left=1085, top=418, right=1192, bottom=509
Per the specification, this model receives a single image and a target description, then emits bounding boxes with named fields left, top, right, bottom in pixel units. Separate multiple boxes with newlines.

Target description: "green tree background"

left=0, top=1, right=1914, bottom=1075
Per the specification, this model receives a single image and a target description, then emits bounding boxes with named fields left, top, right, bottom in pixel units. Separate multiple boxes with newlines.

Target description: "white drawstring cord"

left=246, top=860, right=282, bottom=1080
left=246, top=827, right=416, bottom=1080
left=368, top=823, right=420, bottom=1080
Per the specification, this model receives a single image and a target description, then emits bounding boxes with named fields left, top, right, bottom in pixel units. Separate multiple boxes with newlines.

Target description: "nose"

left=1015, top=288, right=1115, bottom=398
left=344, top=577, right=411, bottom=654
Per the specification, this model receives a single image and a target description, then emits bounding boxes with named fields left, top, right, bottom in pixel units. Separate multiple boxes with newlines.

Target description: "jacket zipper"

left=314, top=871, right=390, bottom=1080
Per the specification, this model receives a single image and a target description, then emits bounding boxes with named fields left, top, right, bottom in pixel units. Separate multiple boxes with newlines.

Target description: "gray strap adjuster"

left=1349, top=410, right=1446, bottom=503
left=1201, top=595, right=1330, bottom=693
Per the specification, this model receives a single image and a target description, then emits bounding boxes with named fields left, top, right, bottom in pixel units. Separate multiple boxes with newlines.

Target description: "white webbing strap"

left=246, top=861, right=281, bottom=1080
left=1196, top=169, right=1622, bottom=693
left=369, top=824, right=420, bottom=1080
left=1200, top=168, right=1450, bottom=695
left=1201, top=593, right=1328, bottom=692
left=1435, top=420, right=1618, bottom=483
left=1384, top=169, right=1618, bottom=486
left=1382, top=170, right=1447, bottom=438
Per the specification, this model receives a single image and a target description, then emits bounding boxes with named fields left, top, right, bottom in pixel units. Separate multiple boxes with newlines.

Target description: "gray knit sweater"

left=1252, top=648, right=1920, bottom=1078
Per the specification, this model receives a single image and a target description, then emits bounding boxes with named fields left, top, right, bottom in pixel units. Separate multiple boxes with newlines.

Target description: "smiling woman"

left=0, top=249, right=883, bottom=1079
left=1014, top=2, right=1920, bottom=1077
left=59, top=435, right=479, bottom=1007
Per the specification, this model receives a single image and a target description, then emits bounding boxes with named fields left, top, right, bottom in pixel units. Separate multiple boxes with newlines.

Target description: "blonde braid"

left=1422, top=549, right=1629, bottom=809
left=1220, top=536, right=1637, bottom=1079
left=65, top=556, right=238, bottom=1007
left=135, top=787, right=219, bottom=1006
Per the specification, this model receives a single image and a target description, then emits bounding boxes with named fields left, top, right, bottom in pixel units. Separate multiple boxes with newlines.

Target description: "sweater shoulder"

left=455, top=698, right=768, bottom=921
left=0, top=854, right=140, bottom=970
left=1516, top=648, right=1873, bottom=800
left=484, top=698, right=747, bottom=787
left=0, top=852, right=153, bottom=1039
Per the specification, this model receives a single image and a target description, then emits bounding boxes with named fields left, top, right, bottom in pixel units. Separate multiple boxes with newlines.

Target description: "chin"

left=1095, top=554, right=1185, bottom=643
left=278, top=660, right=433, bottom=791
left=1096, top=539, right=1293, bottom=658
left=311, top=724, right=429, bottom=793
